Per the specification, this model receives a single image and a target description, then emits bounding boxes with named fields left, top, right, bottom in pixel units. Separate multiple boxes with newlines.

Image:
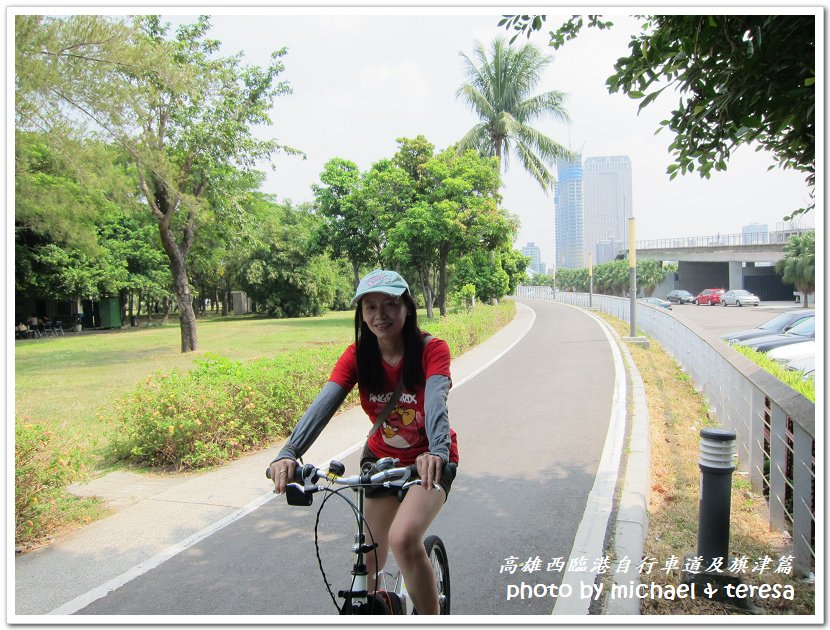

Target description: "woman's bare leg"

left=363, top=495, right=399, bottom=590
left=388, top=486, right=446, bottom=614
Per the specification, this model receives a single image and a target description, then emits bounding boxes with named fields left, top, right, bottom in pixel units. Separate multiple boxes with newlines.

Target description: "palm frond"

left=454, top=36, right=568, bottom=188
left=514, top=139, right=554, bottom=193
left=517, top=91, right=571, bottom=124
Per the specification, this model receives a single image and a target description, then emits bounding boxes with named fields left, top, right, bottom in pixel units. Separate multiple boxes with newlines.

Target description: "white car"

left=767, top=340, right=815, bottom=365
left=720, top=289, right=760, bottom=307
left=785, top=356, right=815, bottom=380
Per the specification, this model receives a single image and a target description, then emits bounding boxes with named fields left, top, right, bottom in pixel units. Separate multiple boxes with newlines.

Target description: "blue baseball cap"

left=351, top=269, right=410, bottom=306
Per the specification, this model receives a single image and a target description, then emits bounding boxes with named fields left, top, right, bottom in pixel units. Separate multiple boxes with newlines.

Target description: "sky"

left=22, top=5, right=819, bottom=269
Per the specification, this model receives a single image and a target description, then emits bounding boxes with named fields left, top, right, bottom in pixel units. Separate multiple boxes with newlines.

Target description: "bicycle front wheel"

left=413, top=535, right=450, bottom=615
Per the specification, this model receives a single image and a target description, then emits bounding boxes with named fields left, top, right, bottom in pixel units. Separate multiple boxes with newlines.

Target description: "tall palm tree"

left=456, top=38, right=572, bottom=192
left=776, top=231, right=815, bottom=307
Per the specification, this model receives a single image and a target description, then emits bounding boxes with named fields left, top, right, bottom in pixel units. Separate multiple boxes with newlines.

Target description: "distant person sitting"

left=40, top=315, right=50, bottom=333
left=28, top=314, right=40, bottom=329
left=16, top=322, right=28, bottom=338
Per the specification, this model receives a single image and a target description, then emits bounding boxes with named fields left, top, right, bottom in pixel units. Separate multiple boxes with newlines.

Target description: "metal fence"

left=515, top=286, right=816, bottom=576
left=636, top=228, right=812, bottom=250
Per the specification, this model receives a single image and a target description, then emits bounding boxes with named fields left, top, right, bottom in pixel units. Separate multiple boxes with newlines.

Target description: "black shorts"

left=360, top=444, right=457, bottom=501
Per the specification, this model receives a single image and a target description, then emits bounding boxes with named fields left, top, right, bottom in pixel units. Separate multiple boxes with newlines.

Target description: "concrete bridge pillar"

left=728, top=261, right=743, bottom=290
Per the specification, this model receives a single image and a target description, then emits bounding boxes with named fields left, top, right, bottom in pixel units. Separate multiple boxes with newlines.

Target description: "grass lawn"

left=14, top=312, right=358, bottom=452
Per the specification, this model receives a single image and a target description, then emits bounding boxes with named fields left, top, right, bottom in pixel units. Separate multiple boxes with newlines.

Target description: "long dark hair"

left=354, top=291, right=426, bottom=394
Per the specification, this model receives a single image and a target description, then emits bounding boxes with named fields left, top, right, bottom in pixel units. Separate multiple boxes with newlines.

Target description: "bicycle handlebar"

left=266, top=458, right=440, bottom=492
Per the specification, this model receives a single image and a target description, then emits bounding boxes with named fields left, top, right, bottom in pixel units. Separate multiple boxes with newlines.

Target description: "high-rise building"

left=521, top=242, right=546, bottom=275
left=554, top=154, right=584, bottom=269
left=583, top=156, right=632, bottom=264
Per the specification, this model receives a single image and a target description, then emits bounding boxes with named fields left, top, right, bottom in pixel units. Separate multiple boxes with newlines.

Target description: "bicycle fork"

left=339, top=486, right=411, bottom=614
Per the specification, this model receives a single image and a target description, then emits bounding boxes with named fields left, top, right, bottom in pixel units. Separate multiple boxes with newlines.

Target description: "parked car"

left=767, top=340, right=815, bottom=366
left=665, top=290, right=694, bottom=304
left=785, top=356, right=815, bottom=380
left=693, top=288, right=725, bottom=306
left=740, top=317, right=815, bottom=352
left=638, top=297, right=672, bottom=310
left=720, top=289, right=760, bottom=307
left=720, top=311, right=814, bottom=344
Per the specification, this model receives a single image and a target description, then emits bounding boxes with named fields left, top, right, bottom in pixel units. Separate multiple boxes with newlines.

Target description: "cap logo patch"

left=365, top=273, right=385, bottom=287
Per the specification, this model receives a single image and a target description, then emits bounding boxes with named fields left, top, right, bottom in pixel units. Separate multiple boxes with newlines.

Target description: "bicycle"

left=267, top=456, right=451, bottom=615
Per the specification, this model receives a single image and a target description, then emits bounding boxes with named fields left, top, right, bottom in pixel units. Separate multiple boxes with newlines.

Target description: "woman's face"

left=360, top=292, right=409, bottom=341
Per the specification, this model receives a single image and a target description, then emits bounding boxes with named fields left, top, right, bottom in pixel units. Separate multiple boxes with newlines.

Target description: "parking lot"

left=666, top=300, right=813, bottom=338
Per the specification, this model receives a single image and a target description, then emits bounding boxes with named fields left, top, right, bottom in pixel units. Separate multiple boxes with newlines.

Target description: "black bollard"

left=697, top=427, right=736, bottom=564
left=682, top=427, right=749, bottom=609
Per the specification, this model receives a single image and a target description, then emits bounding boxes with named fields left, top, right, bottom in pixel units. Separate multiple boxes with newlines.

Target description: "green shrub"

left=111, top=302, right=516, bottom=470
left=109, top=344, right=355, bottom=469
left=15, top=423, right=101, bottom=546
left=733, top=345, right=815, bottom=402
left=425, top=301, right=515, bottom=356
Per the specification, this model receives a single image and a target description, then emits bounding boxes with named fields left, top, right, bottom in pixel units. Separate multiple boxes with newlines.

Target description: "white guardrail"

left=515, top=286, right=816, bottom=577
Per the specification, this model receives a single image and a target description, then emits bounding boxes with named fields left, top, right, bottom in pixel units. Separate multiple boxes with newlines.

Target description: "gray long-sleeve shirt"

left=272, top=374, right=452, bottom=464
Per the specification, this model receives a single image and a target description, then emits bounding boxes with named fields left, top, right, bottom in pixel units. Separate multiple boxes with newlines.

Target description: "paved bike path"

left=15, top=299, right=619, bottom=619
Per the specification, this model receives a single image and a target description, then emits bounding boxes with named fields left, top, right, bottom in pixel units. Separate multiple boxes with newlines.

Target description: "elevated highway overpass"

left=632, top=228, right=809, bottom=300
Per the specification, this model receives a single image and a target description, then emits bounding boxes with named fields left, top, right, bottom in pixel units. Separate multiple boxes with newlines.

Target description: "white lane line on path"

left=48, top=302, right=537, bottom=616
left=452, top=301, right=536, bottom=391
left=49, top=492, right=277, bottom=615
left=551, top=307, right=628, bottom=616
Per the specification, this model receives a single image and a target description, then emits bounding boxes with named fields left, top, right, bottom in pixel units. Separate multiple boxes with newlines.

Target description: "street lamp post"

left=629, top=217, right=637, bottom=338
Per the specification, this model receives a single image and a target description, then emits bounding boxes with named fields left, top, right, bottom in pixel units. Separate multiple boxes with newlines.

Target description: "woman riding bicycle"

left=269, top=269, right=458, bottom=615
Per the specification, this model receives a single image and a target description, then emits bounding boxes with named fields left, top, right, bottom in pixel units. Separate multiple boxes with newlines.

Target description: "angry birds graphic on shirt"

left=381, top=406, right=423, bottom=449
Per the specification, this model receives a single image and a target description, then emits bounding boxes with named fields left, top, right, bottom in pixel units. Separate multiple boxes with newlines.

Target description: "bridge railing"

left=515, top=286, right=816, bottom=576
left=636, top=228, right=811, bottom=250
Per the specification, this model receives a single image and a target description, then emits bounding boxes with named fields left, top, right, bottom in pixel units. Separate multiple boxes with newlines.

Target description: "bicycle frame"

left=272, top=458, right=448, bottom=615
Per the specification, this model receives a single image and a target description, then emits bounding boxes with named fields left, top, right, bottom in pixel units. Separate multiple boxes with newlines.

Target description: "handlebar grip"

left=265, top=459, right=303, bottom=482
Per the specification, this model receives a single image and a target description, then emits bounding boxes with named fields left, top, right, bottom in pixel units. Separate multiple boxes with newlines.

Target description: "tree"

left=452, top=251, right=509, bottom=303
left=776, top=231, right=815, bottom=308
left=498, top=248, right=532, bottom=296
left=636, top=259, right=666, bottom=297
left=386, top=144, right=514, bottom=316
left=133, top=16, right=300, bottom=351
left=312, top=158, right=380, bottom=288
left=16, top=15, right=300, bottom=351
left=14, top=132, right=171, bottom=314
left=500, top=14, right=815, bottom=218
left=239, top=201, right=352, bottom=317
left=456, top=38, right=572, bottom=192
left=593, top=259, right=629, bottom=296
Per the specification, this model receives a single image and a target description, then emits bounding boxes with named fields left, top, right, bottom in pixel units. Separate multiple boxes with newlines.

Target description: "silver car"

left=720, top=289, right=760, bottom=307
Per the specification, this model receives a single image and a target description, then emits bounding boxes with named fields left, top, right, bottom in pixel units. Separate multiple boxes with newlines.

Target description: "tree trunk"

left=419, top=268, right=435, bottom=319
left=119, top=288, right=128, bottom=328
left=438, top=245, right=450, bottom=317
left=158, top=227, right=198, bottom=352
left=352, top=261, right=361, bottom=290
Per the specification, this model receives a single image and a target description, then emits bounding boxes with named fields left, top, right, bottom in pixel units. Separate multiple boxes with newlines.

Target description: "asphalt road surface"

left=74, top=298, right=617, bottom=617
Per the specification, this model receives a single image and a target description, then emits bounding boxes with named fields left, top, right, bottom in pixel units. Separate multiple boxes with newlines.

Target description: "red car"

left=693, top=288, right=725, bottom=305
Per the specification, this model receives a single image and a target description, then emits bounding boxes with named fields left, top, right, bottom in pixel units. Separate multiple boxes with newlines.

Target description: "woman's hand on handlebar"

left=270, top=458, right=296, bottom=495
left=416, top=452, right=443, bottom=493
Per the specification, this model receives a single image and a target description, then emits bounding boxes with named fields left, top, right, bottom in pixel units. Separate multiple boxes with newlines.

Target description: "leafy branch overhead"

left=500, top=14, right=815, bottom=219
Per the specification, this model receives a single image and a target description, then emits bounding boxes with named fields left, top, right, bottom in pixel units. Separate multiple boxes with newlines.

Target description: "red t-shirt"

left=329, top=336, right=459, bottom=465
